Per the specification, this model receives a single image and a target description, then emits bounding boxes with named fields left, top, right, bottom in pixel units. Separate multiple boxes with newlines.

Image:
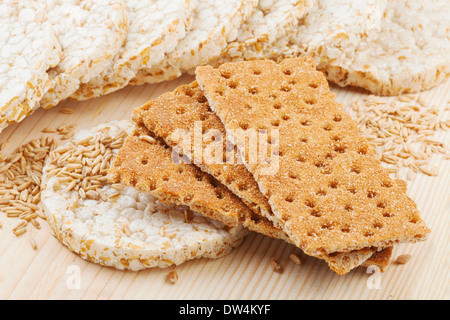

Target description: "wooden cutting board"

left=0, top=75, right=448, bottom=300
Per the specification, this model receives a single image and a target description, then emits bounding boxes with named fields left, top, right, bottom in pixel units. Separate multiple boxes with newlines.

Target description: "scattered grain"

left=168, top=271, right=178, bottom=284
left=289, top=253, right=302, bottom=265
left=396, top=254, right=412, bottom=265
left=270, top=258, right=282, bottom=272
left=347, top=94, right=449, bottom=178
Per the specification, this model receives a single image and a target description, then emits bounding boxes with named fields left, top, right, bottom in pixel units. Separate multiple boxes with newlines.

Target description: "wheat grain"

left=347, top=94, right=449, bottom=178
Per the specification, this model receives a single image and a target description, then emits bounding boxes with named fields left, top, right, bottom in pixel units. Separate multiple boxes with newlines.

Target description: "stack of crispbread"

left=109, top=57, right=431, bottom=275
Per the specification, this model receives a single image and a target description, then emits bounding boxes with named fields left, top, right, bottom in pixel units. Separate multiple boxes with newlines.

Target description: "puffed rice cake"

left=130, top=0, right=258, bottom=85
left=39, top=0, right=129, bottom=109
left=209, top=0, right=307, bottom=66
left=71, top=0, right=196, bottom=100
left=281, top=0, right=449, bottom=95
left=0, top=0, right=61, bottom=133
left=40, top=120, right=248, bottom=271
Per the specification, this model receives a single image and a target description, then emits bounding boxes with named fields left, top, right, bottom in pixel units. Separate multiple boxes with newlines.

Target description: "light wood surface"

left=0, top=75, right=448, bottom=300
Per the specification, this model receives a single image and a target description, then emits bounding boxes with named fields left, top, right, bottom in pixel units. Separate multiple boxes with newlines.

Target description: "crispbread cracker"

left=71, top=0, right=195, bottom=100
left=132, top=82, right=276, bottom=227
left=0, top=0, right=61, bottom=132
left=133, top=81, right=393, bottom=274
left=282, top=0, right=449, bottom=95
left=130, top=0, right=258, bottom=85
left=196, top=57, right=431, bottom=257
left=209, top=0, right=306, bottom=66
left=108, top=123, right=250, bottom=227
left=41, top=120, right=247, bottom=271
left=39, top=0, right=129, bottom=109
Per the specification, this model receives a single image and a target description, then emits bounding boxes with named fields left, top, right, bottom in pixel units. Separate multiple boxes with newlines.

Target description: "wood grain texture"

left=0, top=75, right=448, bottom=300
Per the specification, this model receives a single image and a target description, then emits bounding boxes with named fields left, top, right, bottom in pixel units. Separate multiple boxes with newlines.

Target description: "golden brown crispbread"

left=132, top=81, right=279, bottom=227
left=108, top=122, right=283, bottom=239
left=108, top=123, right=241, bottom=227
left=195, top=57, right=431, bottom=256
left=131, top=81, right=393, bottom=274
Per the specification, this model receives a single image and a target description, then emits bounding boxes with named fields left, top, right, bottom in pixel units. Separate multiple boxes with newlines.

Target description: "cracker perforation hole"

left=301, top=119, right=311, bottom=126
left=215, top=89, right=224, bottom=96
left=285, top=195, right=295, bottom=203
left=282, top=114, right=290, bottom=121
left=316, top=189, right=327, bottom=196
left=271, top=120, right=280, bottom=127
left=304, top=98, right=316, bottom=105
left=176, top=107, right=186, bottom=115
left=348, top=187, right=357, bottom=194
left=382, top=211, right=393, bottom=218
left=377, top=201, right=387, bottom=209
left=239, top=122, right=249, bottom=130
left=325, top=153, right=334, bottom=160
left=220, top=71, right=231, bottom=79
left=333, top=114, right=342, bottom=122
left=359, top=147, right=369, bottom=155
left=367, top=190, right=378, bottom=198
left=283, top=69, right=291, bottom=75
left=344, top=204, right=353, bottom=212
left=197, top=95, right=208, bottom=104
left=249, top=86, right=259, bottom=95
left=341, top=225, right=351, bottom=233
left=288, top=172, right=298, bottom=180
left=252, top=69, right=262, bottom=75
left=321, top=222, right=333, bottom=230
left=244, top=103, right=252, bottom=110
left=334, top=145, right=347, bottom=153
left=310, top=209, right=321, bottom=217
left=228, top=81, right=238, bottom=89
left=305, top=199, right=316, bottom=208
left=409, top=214, right=419, bottom=224
left=141, top=159, right=148, bottom=165
left=309, top=83, right=318, bottom=89
left=176, top=167, right=184, bottom=174
left=329, top=181, right=338, bottom=189
left=273, top=103, right=282, bottom=110
left=214, top=189, right=224, bottom=199
left=296, top=155, right=306, bottom=163
left=280, top=86, right=291, bottom=93
left=373, top=221, right=383, bottom=230
left=351, top=167, right=361, bottom=174
left=323, top=123, right=333, bottom=131
left=269, top=93, right=277, bottom=100
left=364, top=231, right=374, bottom=237
left=300, top=137, right=308, bottom=143
left=315, top=161, right=325, bottom=168
left=381, top=180, right=393, bottom=188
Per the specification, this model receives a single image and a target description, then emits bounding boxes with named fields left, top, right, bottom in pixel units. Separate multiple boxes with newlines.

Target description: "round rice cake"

left=130, top=0, right=258, bottom=85
left=319, top=0, right=450, bottom=95
left=71, top=0, right=195, bottom=100
left=0, top=0, right=61, bottom=132
left=40, top=120, right=247, bottom=271
left=210, top=0, right=307, bottom=65
left=39, top=0, right=129, bottom=109
left=282, top=0, right=449, bottom=95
